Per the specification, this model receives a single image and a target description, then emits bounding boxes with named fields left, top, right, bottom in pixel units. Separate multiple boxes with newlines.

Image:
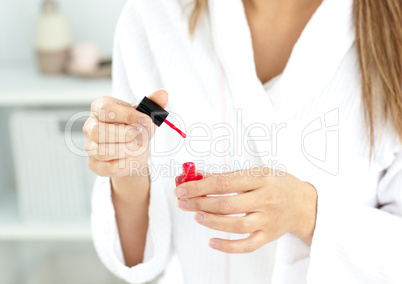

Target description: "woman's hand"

left=83, top=89, right=168, bottom=177
left=84, top=90, right=167, bottom=267
left=174, top=167, right=317, bottom=253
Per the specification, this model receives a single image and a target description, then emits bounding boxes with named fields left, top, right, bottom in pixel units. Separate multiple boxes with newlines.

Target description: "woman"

left=84, top=0, right=402, bottom=283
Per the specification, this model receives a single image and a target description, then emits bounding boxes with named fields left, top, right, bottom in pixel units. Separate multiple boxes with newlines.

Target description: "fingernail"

left=133, top=139, right=137, bottom=146
left=138, top=117, right=150, bottom=127
left=195, top=213, right=205, bottom=224
left=209, top=240, right=219, bottom=249
left=179, top=199, right=189, bottom=209
left=175, top=187, right=186, bottom=197
left=135, top=127, right=143, bottom=135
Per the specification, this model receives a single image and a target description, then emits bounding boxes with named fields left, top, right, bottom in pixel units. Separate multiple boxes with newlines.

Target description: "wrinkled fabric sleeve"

left=307, top=151, right=402, bottom=283
left=91, top=2, right=172, bottom=283
left=273, top=151, right=402, bottom=284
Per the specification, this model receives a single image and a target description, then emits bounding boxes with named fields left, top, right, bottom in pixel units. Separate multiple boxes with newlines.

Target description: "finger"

left=91, top=96, right=133, bottom=108
left=147, top=89, right=168, bottom=109
left=174, top=170, right=266, bottom=198
left=209, top=230, right=266, bottom=253
left=86, top=120, right=142, bottom=143
left=195, top=169, right=218, bottom=178
left=177, top=190, right=262, bottom=214
left=194, top=212, right=265, bottom=234
left=86, top=140, right=139, bottom=161
left=88, top=156, right=147, bottom=178
left=130, top=89, right=169, bottom=111
left=92, top=96, right=151, bottom=126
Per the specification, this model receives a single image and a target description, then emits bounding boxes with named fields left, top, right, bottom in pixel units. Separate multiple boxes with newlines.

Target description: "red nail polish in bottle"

left=175, top=162, right=204, bottom=186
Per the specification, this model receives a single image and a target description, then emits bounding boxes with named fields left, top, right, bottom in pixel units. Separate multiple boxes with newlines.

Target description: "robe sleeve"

left=307, top=151, right=402, bottom=283
left=91, top=2, right=173, bottom=282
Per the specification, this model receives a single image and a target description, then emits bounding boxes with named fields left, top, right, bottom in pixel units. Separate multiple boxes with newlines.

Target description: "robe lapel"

left=273, top=0, right=355, bottom=115
left=208, top=0, right=276, bottom=127
left=208, top=0, right=355, bottom=164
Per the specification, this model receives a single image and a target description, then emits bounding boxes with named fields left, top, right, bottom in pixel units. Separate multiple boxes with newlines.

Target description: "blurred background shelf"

left=0, top=64, right=111, bottom=106
left=0, top=0, right=175, bottom=283
left=0, top=191, right=91, bottom=242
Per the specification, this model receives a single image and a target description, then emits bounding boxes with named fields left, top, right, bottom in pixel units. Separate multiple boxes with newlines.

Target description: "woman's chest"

left=150, top=27, right=392, bottom=210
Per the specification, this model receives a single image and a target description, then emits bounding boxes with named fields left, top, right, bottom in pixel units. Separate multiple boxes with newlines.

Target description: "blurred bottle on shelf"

left=34, top=0, right=71, bottom=74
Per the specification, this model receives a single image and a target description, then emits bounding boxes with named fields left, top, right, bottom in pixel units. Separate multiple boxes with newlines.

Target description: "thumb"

left=195, top=169, right=218, bottom=178
left=148, top=89, right=168, bottom=109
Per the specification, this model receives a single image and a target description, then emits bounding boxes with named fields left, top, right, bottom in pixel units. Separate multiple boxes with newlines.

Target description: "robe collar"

left=208, top=0, right=355, bottom=125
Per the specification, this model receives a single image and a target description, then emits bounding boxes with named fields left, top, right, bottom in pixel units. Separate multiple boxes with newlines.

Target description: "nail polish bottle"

left=175, top=162, right=204, bottom=186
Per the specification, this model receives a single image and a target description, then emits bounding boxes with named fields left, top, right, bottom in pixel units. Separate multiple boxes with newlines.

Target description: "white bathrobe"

left=91, top=0, right=402, bottom=283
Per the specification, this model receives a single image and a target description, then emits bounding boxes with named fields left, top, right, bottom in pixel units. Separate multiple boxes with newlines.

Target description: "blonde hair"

left=189, top=0, right=402, bottom=152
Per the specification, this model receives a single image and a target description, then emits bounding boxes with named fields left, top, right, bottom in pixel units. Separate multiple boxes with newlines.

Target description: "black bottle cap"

left=136, top=96, right=169, bottom=127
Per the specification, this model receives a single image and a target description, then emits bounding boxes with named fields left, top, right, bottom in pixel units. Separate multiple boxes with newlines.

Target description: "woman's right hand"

left=85, top=91, right=168, bottom=267
left=83, top=89, right=168, bottom=178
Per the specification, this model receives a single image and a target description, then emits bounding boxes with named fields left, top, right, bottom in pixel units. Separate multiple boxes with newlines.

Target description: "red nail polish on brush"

left=136, top=96, right=186, bottom=138
left=175, top=162, right=204, bottom=186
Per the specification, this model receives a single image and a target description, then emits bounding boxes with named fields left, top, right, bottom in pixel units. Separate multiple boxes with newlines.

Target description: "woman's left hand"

left=174, top=167, right=317, bottom=253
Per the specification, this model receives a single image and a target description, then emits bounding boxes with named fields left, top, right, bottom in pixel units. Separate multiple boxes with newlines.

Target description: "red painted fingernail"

left=195, top=213, right=205, bottom=224
left=209, top=240, right=219, bottom=249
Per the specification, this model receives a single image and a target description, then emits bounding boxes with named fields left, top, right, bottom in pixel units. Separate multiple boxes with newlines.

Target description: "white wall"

left=0, top=0, right=127, bottom=64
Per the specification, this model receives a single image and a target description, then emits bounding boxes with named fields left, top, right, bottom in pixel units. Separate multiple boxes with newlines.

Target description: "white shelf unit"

left=0, top=191, right=91, bottom=242
left=0, top=64, right=119, bottom=284
left=0, top=64, right=108, bottom=240
left=0, top=64, right=184, bottom=284
left=0, top=64, right=111, bottom=106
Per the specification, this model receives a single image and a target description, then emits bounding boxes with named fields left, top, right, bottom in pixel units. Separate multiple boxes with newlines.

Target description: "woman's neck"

left=243, top=0, right=322, bottom=17
left=242, top=0, right=323, bottom=84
